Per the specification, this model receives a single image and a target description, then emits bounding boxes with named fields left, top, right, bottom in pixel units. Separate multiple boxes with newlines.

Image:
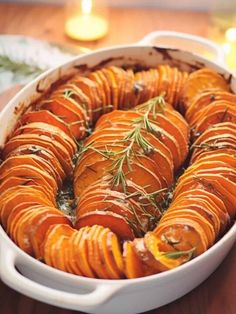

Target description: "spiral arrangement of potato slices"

left=0, top=64, right=235, bottom=280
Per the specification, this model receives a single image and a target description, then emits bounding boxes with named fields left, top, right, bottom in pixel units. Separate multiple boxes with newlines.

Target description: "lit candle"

left=65, top=0, right=109, bottom=41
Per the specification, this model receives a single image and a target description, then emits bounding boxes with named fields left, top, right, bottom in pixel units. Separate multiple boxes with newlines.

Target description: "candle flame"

left=225, top=27, right=236, bottom=41
left=81, top=0, right=92, bottom=15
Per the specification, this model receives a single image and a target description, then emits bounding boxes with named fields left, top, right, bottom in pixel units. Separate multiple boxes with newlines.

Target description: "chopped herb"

left=162, top=247, right=196, bottom=260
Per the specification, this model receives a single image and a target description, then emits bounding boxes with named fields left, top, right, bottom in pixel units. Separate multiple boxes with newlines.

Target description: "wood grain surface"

left=0, top=3, right=210, bottom=50
left=0, top=3, right=235, bottom=314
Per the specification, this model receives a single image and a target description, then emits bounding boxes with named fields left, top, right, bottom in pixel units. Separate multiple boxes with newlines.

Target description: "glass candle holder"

left=208, top=1, right=236, bottom=70
left=65, top=0, right=109, bottom=41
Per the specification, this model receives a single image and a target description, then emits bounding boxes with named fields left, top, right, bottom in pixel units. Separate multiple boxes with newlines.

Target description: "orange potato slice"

left=75, top=210, right=135, bottom=240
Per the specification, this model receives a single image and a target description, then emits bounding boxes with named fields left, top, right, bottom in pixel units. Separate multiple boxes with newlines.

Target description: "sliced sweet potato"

left=75, top=210, right=135, bottom=240
left=13, top=122, right=77, bottom=157
left=98, top=227, right=124, bottom=279
left=87, top=225, right=110, bottom=279
left=193, top=107, right=236, bottom=136
left=190, top=100, right=236, bottom=128
left=50, top=225, right=75, bottom=271
left=175, top=173, right=236, bottom=218
left=2, top=134, right=74, bottom=176
left=161, top=206, right=216, bottom=246
left=15, top=110, right=73, bottom=139
left=94, top=69, right=112, bottom=110
left=31, top=212, right=71, bottom=259
left=144, top=228, right=199, bottom=271
left=181, top=68, right=230, bottom=111
left=0, top=186, right=55, bottom=228
left=66, top=230, right=84, bottom=275
left=0, top=154, right=60, bottom=187
left=88, top=71, right=107, bottom=111
left=191, top=148, right=236, bottom=164
left=40, top=98, right=87, bottom=139
left=7, top=203, right=41, bottom=240
left=42, top=224, right=74, bottom=268
left=71, top=75, right=102, bottom=122
left=154, top=217, right=209, bottom=254
left=74, top=226, right=97, bottom=278
left=15, top=206, right=60, bottom=255
left=8, top=144, right=65, bottom=183
left=0, top=164, right=57, bottom=198
left=185, top=90, right=236, bottom=123
left=170, top=198, right=221, bottom=235
left=123, top=241, right=145, bottom=279
left=172, top=189, right=229, bottom=234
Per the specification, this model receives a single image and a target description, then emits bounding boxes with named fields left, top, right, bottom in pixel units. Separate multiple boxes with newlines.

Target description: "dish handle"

left=0, top=241, right=124, bottom=309
left=138, top=30, right=226, bottom=67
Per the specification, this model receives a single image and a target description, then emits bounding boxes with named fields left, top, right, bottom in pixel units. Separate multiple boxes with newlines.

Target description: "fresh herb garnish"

left=162, top=247, right=196, bottom=260
left=0, top=54, right=43, bottom=77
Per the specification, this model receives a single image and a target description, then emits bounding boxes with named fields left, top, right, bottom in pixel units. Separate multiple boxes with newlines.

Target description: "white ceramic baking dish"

left=0, top=31, right=235, bottom=314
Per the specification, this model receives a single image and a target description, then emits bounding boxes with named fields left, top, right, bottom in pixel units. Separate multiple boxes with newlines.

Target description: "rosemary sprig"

left=162, top=247, right=196, bottom=260
left=111, top=95, right=166, bottom=191
left=191, top=142, right=231, bottom=151
left=0, top=54, right=43, bottom=77
left=63, top=89, right=75, bottom=99
left=77, top=95, right=166, bottom=193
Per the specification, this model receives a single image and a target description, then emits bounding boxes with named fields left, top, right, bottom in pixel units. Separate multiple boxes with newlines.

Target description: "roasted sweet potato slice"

left=122, top=68, right=136, bottom=109
left=174, top=173, right=236, bottom=218
left=161, top=206, right=216, bottom=246
left=88, top=71, right=107, bottom=111
left=15, top=110, right=73, bottom=139
left=13, top=122, right=77, bottom=157
left=7, top=203, right=41, bottom=238
left=2, top=134, right=74, bottom=176
left=0, top=186, right=55, bottom=228
left=50, top=225, right=75, bottom=271
left=0, top=176, right=37, bottom=194
left=74, top=226, right=97, bottom=278
left=154, top=217, right=209, bottom=254
left=86, top=225, right=110, bottom=279
left=193, top=108, right=236, bottom=137
left=181, top=68, right=230, bottom=111
left=0, top=164, right=58, bottom=198
left=191, top=147, right=236, bottom=164
left=108, top=66, right=128, bottom=109
left=190, top=100, right=236, bottom=128
left=172, top=197, right=221, bottom=235
left=0, top=154, right=60, bottom=187
left=32, top=213, right=72, bottom=259
left=98, top=227, right=124, bottom=279
left=101, top=67, right=118, bottom=111
left=123, top=241, right=145, bottom=279
left=94, top=69, right=112, bottom=110
left=71, top=75, right=102, bottom=122
left=15, top=206, right=60, bottom=255
left=40, top=98, right=87, bottom=139
left=144, top=228, right=199, bottom=271
left=172, top=189, right=229, bottom=234
left=52, top=83, right=91, bottom=117
left=185, top=90, right=236, bottom=123
left=74, top=142, right=164, bottom=196
left=8, top=144, right=65, bottom=183
left=75, top=210, right=135, bottom=240
left=197, top=152, right=236, bottom=169
left=65, top=230, right=83, bottom=275
left=42, top=224, right=74, bottom=268
left=192, top=123, right=236, bottom=147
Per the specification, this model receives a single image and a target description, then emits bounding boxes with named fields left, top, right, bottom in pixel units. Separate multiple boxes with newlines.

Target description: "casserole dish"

left=0, top=31, right=235, bottom=314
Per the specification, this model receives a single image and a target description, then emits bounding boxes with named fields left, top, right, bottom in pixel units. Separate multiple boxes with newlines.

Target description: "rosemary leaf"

left=0, top=54, right=43, bottom=77
left=162, top=247, right=196, bottom=260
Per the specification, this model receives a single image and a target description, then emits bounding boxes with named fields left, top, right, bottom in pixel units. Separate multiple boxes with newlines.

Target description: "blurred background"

left=1, top=0, right=236, bottom=92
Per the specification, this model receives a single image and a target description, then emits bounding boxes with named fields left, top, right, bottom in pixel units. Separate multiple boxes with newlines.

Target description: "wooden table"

left=0, top=3, right=235, bottom=314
